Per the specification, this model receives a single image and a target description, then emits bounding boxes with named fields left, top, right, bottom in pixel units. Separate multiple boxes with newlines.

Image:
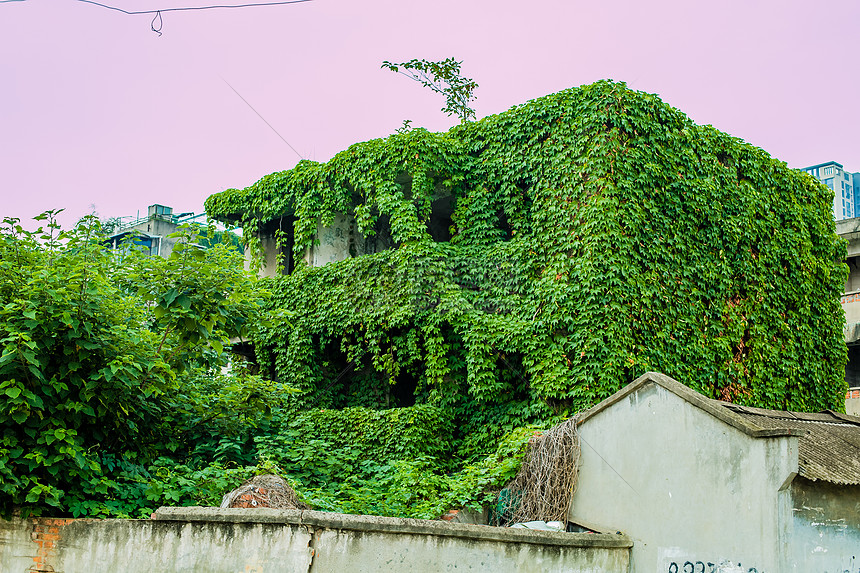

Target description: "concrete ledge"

left=154, top=506, right=632, bottom=548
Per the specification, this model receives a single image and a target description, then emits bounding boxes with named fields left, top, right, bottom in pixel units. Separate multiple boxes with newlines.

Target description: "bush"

left=0, top=214, right=267, bottom=516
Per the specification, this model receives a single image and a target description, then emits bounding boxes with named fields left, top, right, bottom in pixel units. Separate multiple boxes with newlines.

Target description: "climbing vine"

left=381, top=58, right=479, bottom=122
left=206, top=80, right=848, bottom=430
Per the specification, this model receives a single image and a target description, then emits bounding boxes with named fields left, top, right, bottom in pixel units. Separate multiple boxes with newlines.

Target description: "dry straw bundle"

left=501, top=418, right=581, bottom=525
left=220, top=474, right=309, bottom=510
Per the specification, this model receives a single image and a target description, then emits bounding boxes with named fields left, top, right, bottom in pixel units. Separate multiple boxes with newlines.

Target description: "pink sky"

left=2, top=0, right=859, bottom=229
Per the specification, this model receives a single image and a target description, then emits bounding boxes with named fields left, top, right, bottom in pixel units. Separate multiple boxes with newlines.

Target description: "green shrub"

left=255, top=404, right=454, bottom=488
left=0, top=214, right=267, bottom=516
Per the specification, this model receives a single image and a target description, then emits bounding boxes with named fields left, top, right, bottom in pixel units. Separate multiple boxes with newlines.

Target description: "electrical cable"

left=151, top=10, right=162, bottom=35
left=220, top=76, right=304, bottom=161
left=74, top=0, right=312, bottom=15
left=74, top=0, right=312, bottom=35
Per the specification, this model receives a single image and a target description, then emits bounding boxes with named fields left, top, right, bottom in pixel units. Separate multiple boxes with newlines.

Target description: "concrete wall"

left=838, top=220, right=860, bottom=344
left=253, top=213, right=396, bottom=277
left=847, top=388, right=860, bottom=416
left=843, top=294, right=860, bottom=332
left=0, top=507, right=631, bottom=573
left=124, top=216, right=180, bottom=259
left=253, top=233, right=282, bottom=278
left=786, top=478, right=860, bottom=573
left=568, top=380, right=797, bottom=573
left=307, top=213, right=354, bottom=267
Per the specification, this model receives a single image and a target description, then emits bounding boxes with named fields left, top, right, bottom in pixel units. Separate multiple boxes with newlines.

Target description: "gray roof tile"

left=719, top=403, right=860, bottom=485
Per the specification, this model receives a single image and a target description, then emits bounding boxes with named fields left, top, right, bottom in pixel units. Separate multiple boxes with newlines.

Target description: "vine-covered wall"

left=206, top=80, right=847, bottom=422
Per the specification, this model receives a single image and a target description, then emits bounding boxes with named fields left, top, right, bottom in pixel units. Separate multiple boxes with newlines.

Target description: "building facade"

left=801, top=161, right=860, bottom=220
left=106, top=204, right=206, bottom=259
left=568, top=372, right=860, bottom=573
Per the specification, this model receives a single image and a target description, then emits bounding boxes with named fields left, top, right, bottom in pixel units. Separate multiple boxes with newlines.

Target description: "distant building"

left=106, top=204, right=205, bottom=259
left=800, top=161, right=860, bottom=220
left=838, top=218, right=860, bottom=411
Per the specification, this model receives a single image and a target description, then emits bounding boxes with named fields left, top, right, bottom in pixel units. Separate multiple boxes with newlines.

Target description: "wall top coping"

left=153, top=507, right=633, bottom=549
left=574, top=371, right=804, bottom=439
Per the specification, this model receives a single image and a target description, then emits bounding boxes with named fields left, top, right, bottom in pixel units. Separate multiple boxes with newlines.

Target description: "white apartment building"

left=800, top=161, right=860, bottom=220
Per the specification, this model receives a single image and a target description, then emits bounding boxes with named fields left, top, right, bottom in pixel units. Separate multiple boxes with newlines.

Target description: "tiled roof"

left=719, top=403, right=860, bottom=486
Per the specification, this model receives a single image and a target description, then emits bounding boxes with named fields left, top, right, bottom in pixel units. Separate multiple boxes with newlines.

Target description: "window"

left=261, top=217, right=296, bottom=274
left=427, top=196, right=456, bottom=242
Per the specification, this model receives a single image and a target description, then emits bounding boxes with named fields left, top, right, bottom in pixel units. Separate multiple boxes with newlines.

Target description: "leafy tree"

left=197, top=226, right=243, bottom=252
left=0, top=212, right=169, bottom=514
left=77, top=206, right=124, bottom=235
left=114, top=224, right=266, bottom=370
left=0, top=213, right=267, bottom=516
left=382, top=58, right=479, bottom=122
left=97, top=217, right=125, bottom=235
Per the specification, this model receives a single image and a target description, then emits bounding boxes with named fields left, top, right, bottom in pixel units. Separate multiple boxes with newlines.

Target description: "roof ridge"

left=576, top=372, right=802, bottom=439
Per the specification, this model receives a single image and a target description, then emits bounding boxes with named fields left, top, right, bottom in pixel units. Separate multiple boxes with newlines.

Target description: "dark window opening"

left=388, top=373, right=418, bottom=408
left=229, top=340, right=259, bottom=376
left=496, top=210, right=513, bottom=240
left=361, top=214, right=395, bottom=254
left=846, top=256, right=860, bottom=293
left=309, top=342, right=418, bottom=410
left=847, top=344, right=860, bottom=389
left=428, top=196, right=456, bottom=242
left=262, top=216, right=296, bottom=274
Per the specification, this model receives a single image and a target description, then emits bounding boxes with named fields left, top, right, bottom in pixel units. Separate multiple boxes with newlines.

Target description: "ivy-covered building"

left=206, top=80, right=847, bottom=423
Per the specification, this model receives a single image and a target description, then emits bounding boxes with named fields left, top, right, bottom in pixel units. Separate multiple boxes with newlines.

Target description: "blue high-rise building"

left=801, top=161, right=860, bottom=220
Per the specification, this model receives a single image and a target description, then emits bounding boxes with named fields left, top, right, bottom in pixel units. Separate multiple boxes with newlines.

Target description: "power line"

left=74, top=0, right=312, bottom=15
left=75, top=0, right=312, bottom=35
left=220, top=76, right=304, bottom=161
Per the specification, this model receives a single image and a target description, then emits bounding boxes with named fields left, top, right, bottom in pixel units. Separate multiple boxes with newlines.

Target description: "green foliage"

left=0, top=212, right=171, bottom=514
left=207, top=80, right=848, bottom=415
left=0, top=214, right=268, bottom=516
left=62, top=455, right=288, bottom=519
left=295, top=423, right=541, bottom=519
left=382, top=58, right=479, bottom=122
left=6, top=80, right=849, bottom=521
left=254, top=404, right=454, bottom=488
left=197, top=227, right=243, bottom=252
left=114, top=224, right=267, bottom=370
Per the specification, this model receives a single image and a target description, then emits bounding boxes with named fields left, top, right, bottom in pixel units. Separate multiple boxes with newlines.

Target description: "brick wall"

left=28, top=518, right=76, bottom=573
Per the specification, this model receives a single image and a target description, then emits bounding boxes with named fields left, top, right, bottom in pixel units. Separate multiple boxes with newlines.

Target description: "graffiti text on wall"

left=666, top=562, right=761, bottom=573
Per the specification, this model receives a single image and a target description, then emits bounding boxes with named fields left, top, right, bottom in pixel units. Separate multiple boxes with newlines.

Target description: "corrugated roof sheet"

left=719, top=403, right=860, bottom=486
